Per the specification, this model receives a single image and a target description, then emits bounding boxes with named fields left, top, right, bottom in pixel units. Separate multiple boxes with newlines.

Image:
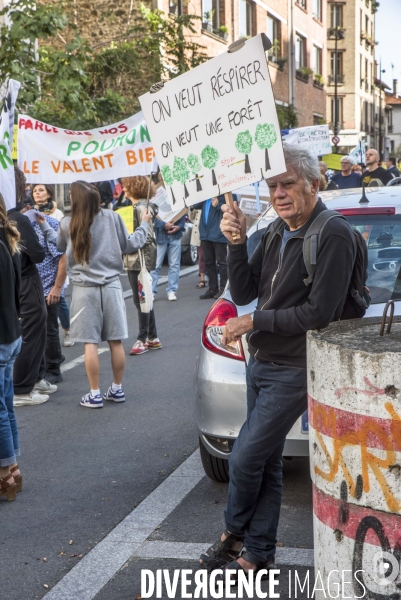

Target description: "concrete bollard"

left=307, top=317, right=401, bottom=599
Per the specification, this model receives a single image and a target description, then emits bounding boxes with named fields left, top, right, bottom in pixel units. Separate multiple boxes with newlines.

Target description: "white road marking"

left=45, top=451, right=204, bottom=600
left=60, top=348, right=109, bottom=373
left=134, top=541, right=314, bottom=567
left=45, top=449, right=314, bottom=599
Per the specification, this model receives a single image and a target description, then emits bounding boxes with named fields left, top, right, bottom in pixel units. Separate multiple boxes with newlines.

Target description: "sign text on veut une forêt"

left=139, top=34, right=285, bottom=210
left=17, top=111, right=154, bottom=183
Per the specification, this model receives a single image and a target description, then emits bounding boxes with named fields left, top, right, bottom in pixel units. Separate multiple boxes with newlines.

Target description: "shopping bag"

left=137, top=249, right=154, bottom=314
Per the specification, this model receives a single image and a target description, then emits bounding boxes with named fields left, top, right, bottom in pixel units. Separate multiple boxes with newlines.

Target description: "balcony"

left=328, top=74, right=345, bottom=85
left=327, top=27, right=345, bottom=40
left=313, top=77, right=324, bottom=90
left=269, top=54, right=287, bottom=71
left=296, top=69, right=311, bottom=83
left=388, top=125, right=394, bottom=133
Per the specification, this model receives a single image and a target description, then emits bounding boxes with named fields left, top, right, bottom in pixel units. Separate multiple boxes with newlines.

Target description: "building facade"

left=386, top=80, right=401, bottom=158
left=326, top=0, right=380, bottom=154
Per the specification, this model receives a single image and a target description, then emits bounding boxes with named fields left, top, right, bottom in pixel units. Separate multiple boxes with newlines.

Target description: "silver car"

left=194, top=186, right=401, bottom=481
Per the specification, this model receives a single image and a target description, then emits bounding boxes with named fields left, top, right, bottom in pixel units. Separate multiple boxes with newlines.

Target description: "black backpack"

left=263, top=209, right=371, bottom=320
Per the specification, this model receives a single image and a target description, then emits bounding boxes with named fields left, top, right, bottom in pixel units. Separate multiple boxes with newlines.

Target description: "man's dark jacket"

left=193, top=195, right=227, bottom=243
left=228, top=199, right=355, bottom=368
left=8, top=209, right=45, bottom=278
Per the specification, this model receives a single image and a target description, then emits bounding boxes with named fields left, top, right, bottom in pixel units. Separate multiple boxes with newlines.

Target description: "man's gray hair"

left=341, top=155, right=356, bottom=165
left=282, top=143, right=321, bottom=187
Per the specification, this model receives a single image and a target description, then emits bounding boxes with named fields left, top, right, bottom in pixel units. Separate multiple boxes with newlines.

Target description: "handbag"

left=137, top=249, right=154, bottom=314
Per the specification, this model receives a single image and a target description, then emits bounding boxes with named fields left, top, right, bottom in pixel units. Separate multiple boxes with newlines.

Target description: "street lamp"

left=378, top=62, right=385, bottom=162
left=333, top=16, right=344, bottom=154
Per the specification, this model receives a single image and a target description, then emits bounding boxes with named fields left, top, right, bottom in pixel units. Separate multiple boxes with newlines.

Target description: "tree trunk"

left=244, top=154, right=251, bottom=174
left=212, top=169, right=217, bottom=186
left=265, top=148, right=271, bottom=171
left=170, top=187, right=176, bottom=205
left=184, top=183, right=189, bottom=198
left=196, top=174, right=202, bottom=192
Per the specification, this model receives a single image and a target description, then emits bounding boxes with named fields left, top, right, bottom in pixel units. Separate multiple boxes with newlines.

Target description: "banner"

left=139, top=34, right=285, bottom=210
left=0, top=79, right=20, bottom=210
left=17, top=111, right=155, bottom=184
left=349, top=141, right=366, bottom=164
left=282, top=124, right=332, bottom=157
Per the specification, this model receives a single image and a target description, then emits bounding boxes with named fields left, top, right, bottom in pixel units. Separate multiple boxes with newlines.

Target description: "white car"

left=194, top=186, right=401, bottom=481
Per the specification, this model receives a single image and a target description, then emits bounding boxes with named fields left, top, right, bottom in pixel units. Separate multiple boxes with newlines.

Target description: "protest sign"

left=349, top=141, right=366, bottom=164
left=0, top=79, right=20, bottom=209
left=152, top=186, right=187, bottom=223
left=17, top=111, right=155, bottom=184
left=116, top=206, right=134, bottom=233
left=282, top=124, right=332, bottom=157
left=139, top=34, right=285, bottom=211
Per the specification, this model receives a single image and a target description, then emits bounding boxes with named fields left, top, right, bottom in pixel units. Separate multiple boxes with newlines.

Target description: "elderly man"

left=362, top=148, right=393, bottom=186
left=200, top=144, right=355, bottom=581
left=332, top=156, right=362, bottom=189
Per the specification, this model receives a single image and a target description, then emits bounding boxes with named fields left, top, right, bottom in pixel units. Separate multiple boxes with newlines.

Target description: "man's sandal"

left=199, top=530, right=245, bottom=571
left=214, top=551, right=275, bottom=586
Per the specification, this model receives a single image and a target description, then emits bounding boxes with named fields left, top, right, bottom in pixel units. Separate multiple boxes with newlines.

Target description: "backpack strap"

left=263, top=217, right=286, bottom=256
left=303, top=210, right=349, bottom=286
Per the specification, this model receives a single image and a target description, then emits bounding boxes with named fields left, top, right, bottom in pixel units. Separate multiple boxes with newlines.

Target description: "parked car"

left=194, top=186, right=401, bottom=482
left=180, top=219, right=198, bottom=265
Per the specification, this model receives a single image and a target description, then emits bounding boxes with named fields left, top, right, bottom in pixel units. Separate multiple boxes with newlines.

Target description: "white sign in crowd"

left=0, top=79, right=20, bottom=210
left=140, top=34, right=286, bottom=210
left=281, top=124, right=332, bottom=158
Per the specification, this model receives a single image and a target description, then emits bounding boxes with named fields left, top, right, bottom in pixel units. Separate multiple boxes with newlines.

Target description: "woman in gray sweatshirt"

left=38, top=180, right=151, bottom=409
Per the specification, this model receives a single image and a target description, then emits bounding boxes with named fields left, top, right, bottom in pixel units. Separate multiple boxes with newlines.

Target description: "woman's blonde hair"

left=0, top=193, right=20, bottom=255
left=122, top=176, right=155, bottom=200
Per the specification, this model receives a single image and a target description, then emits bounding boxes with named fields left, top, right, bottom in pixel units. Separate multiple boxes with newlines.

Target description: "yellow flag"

left=116, top=206, right=134, bottom=234
left=12, top=124, right=18, bottom=160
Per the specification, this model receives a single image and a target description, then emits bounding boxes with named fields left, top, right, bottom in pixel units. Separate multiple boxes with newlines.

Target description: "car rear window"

left=344, top=214, right=401, bottom=304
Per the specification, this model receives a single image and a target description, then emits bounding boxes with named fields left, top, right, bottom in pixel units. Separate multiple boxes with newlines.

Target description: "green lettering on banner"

left=0, top=145, right=13, bottom=169
left=67, top=141, right=81, bottom=156
left=83, top=141, right=99, bottom=155
left=100, top=139, right=114, bottom=152
left=140, top=126, right=150, bottom=143
left=126, top=129, right=137, bottom=144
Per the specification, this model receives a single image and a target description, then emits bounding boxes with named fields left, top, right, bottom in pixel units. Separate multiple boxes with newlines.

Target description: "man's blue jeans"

left=0, top=337, right=22, bottom=466
left=224, top=357, right=307, bottom=564
left=151, top=237, right=181, bottom=294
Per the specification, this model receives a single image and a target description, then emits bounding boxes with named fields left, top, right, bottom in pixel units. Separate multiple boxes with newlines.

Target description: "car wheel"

left=199, top=437, right=229, bottom=483
left=181, top=245, right=198, bottom=266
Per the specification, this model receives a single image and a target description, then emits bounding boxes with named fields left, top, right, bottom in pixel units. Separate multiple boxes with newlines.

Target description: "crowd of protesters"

left=0, top=145, right=397, bottom=503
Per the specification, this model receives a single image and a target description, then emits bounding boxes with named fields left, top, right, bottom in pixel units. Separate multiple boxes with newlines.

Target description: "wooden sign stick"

left=224, top=192, right=240, bottom=240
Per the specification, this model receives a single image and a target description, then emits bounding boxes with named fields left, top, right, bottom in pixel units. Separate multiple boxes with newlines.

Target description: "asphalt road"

left=2, top=269, right=314, bottom=600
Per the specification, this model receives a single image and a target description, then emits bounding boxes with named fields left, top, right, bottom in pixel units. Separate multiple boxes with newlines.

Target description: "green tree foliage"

left=187, top=153, right=202, bottom=191
left=276, top=105, right=298, bottom=130
left=201, top=145, right=219, bottom=185
left=173, top=156, right=190, bottom=199
left=160, top=164, right=177, bottom=205
left=0, top=1, right=208, bottom=129
left=235, top=131, right=253, bottom=173
left=255, top=123, right=277, bottom=171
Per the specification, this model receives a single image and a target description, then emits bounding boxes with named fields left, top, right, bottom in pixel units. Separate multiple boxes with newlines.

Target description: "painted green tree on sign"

left=235, top=130, right=253, bottom=173
left=160, top=164, right=177, bottom=205
left=255, top=123, right=277, bottom=171
left=201, top=145, right=219, bottom=186
left=173, top=156, right=190, bottom=199
left=187, top=153, right=202, bottom=191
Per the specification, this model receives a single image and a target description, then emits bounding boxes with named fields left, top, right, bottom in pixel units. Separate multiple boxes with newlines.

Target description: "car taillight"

left=337, top=207, right=396, bottom=216
left=202, top=299, right=245, bottom=361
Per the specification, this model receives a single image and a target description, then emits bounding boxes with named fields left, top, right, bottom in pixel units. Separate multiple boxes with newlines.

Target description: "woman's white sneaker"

left=13, top=391, right=49, bottom=406
left=33, top=379, right=58, bottom=394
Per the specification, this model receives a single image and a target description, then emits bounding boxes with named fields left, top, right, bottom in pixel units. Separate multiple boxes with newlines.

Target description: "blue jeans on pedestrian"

left=224, top=356, right=307, bottom=564
left=58, top=295, right=70, bottom=330
left=151, top=237, right=181, bottom=295
left=0, top=337, right=22, bottom=467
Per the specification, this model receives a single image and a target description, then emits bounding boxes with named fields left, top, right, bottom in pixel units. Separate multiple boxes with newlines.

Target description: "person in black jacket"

left=199, top=144, right=355, bottom=581
left=0, top=193, right=22, bottom=501
left=193, top=195, right=228, bottom=299
left=8, top=167, right=50, bottom=406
